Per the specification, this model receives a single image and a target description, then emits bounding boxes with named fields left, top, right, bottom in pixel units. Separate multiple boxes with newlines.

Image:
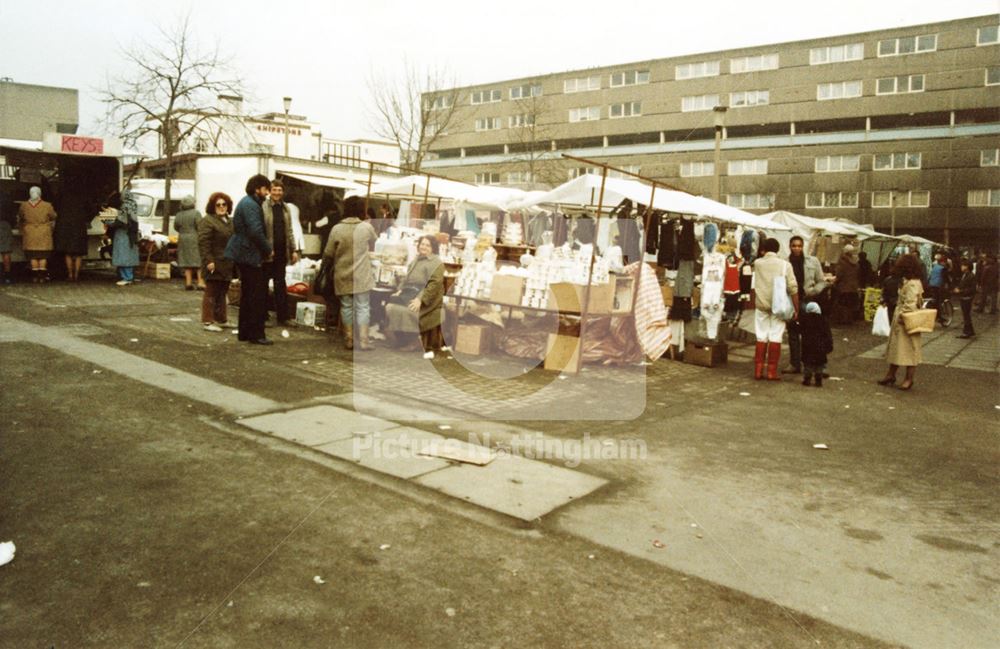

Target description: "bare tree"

left=99, top=14, right=245, bottom=232
left=366, top=60, right=462, bottom=174
left=501, top=94, right=563, bottom=189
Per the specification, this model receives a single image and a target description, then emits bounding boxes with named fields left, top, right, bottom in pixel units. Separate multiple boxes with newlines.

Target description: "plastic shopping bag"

left=871, top=305, right=891, bottom=337
left=771, top=276, right=795, bottom=321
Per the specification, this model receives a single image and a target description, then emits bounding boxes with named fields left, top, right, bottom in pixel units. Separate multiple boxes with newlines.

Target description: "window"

left=471, top=89, right=502, bottom=105
left=730, top=90, right=770, bottom=107
left=675, top=61, right=719, bottom=80
left=805, top=192, right=859, bottom=208
left=568, top=106, right=601, bottom=122
left=728, top=159, right=768, bottom=175
left=730, top=54, right=779, bottom=73
left=810, top=43, right=864, bottom=64
left=474, top=117, right=501, bottom=131
left=568, top=166, right=600, bottom=179
left=872, top=190, right=930, bottom=208
left=475, top=172, right=501, bottom=185
left=987, top=67, right=1000, bottom=86
left=876, top=74, right=925, bottom=95
left=609, top=101, right=642, bottom=118
left=981, top=149, right=999, bottom=166
left=568, top=167, right=597, bottom=179
left=428, top=95, right=452, bottom=110
left=681, top=94, right=721, bottom=112
left=727, top=193, right=774, bottom=209
left=878, top=34, right=937, bottom=56
left=610, top=70, right=650, bottom=86
left=506, top=171, right=534, bottom=185
left=508, top=114, right=536, bottom=128
left=680, top=161, right=715, bottom=177
left=510, top=84, right=542, bottom=100
left=815, top=155, right=860, bottom=172
left=563, top=76, right=601, bottom=93
left=874, top=152, right=921, bottom=170
left=817, top=81, right=862, bottom=100
left=968, top=189, right=1000, bottom=207
left=977, top=25, right=999, bottom=45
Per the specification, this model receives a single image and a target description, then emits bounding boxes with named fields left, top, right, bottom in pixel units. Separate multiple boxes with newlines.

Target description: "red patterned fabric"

left=627, top=262, right=671, bottom=360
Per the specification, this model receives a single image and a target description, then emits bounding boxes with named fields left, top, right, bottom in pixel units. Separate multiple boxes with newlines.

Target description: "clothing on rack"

left=552, top=212, right=568, bottom=246
left=657, top=218, right=677, bottom=268
left=739, top=229, right=757, bottom=262
left=702, top=222, right=718, bottom=254
left=525, top=212, right=551, bottom=246
left=645, top=211, right=661, bottom=255
left=670, top=297, right=692, bottom=322
left=675, top=260, right=695, bottom=297
left=464, top=210, right=480, bottom=234
left=678, top=219, right=697, bottom=261
left=619, top=217, right=641, bottom=265
left=574, top=214, right=596, bottom=246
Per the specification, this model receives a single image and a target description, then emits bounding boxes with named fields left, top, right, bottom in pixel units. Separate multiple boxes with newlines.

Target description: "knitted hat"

left=805, top=302, right=822, bottom=314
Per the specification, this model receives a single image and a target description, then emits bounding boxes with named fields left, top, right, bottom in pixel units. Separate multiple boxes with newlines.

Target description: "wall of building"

left=422, top=14, right=1000, bottom=245
left=0, top=81, right=78, bottom=140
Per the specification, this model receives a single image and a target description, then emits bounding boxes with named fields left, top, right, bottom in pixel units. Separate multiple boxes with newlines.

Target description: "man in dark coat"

left=224, top=175, right=273, bottom=345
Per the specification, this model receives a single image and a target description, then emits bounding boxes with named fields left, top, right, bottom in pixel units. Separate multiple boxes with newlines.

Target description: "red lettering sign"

left=61, top=135, right=104, bottom=155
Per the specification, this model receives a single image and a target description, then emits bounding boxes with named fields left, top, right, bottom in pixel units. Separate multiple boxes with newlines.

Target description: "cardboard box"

left=547, top=282, right=614, bottom=314
left=544, top=333, right=581, bottom=373
left=142, top=263, right=171, bottom=280
left=660, top=283, right=674, bottom=307
left=683, top=341, right=728, bottom=368
left=613, top=276, right=635, bottom=314
left=490, top=275, right=526, bottom=306
left=296, top=302, right=327, bottom=327
left=455, top=324, right=492, bottom=355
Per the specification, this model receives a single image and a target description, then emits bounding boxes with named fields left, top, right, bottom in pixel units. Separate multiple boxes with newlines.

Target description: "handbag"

left=871, top=305, right=891, bottom=337
left=312, top=259, right=335, bottom=301
left=901, top=308, right=936, bottom=334
left=771, top=264, right=795, bottom=321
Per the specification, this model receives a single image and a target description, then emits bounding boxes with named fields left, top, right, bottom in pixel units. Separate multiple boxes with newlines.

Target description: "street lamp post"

left=283, top=96, right=292, bottom=157
left=712, top=106, right=728, bottom=202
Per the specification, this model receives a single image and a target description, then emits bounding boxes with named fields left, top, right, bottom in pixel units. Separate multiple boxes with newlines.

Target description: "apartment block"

left=422, top=15, right=1000, bottom=247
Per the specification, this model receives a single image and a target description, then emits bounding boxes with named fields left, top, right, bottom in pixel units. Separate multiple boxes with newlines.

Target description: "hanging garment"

left=525, top=212, right=551, bottom=245
left=739, top=261, right=754, bottom=297
left=724, top=254, right=742, bottom=295
left=574, top=214, right=596, bottom=245
left=619, top=217, right=641, bottom=265
left=464, top=209, right=480, bottom=234
left=739, top=229, right=756, bottom=262
left=670, top=297, right=692, bottom=322
left=645, top=211, right=661, bottom=255
left=678, top=219, right=697, bottom=261
left=700, top=252, right=726, bottom=339
left=702, top=222, right=719, bottom=254
left=657, top=218, right=677, bottom=268
left=675, top=260, right=695, bottom=297
left=552, top=212, right=568, bottom=246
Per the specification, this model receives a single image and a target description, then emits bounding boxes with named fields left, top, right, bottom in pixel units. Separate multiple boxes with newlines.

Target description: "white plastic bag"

left=771, top=276, right=795, bottom=321
left=871, top=305, right=891, bottom=337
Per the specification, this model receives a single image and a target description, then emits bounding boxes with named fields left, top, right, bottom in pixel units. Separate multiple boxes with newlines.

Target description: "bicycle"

left=922, top=296, right=954, bottom=328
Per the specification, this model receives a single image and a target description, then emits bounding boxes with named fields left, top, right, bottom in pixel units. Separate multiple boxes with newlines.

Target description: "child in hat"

left=800, top=301, right=833, bottom=387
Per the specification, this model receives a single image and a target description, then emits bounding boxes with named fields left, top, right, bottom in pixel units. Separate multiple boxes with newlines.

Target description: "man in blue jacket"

left=225, top=174, right=274, bottom=345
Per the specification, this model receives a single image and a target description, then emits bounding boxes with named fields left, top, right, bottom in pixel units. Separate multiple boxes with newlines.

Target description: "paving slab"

left=414, top=454, right=608, bottom=522
left=238, top=405, right=396, bottom=446
left=313, top=426, right=451, bottom=479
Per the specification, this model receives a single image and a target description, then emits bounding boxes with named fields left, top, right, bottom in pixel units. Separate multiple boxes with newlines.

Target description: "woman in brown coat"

left=385, top=235, right=444, bottom=352
left=197, top=192, right=235, bottom=332
left=17, top=186, right=57, bottom=282
left=878, top=254, right=924, bottom=391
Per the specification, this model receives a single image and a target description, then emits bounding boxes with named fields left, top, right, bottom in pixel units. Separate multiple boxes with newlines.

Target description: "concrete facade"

left=423, top=15, right=1000, bottom=246
left=0, top=80, right=78, bottom=140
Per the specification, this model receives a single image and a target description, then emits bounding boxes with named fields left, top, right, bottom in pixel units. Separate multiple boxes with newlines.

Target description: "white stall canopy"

left=510, top=174, right=790, bottom=230
left=350, top=174, right=531, bottom=211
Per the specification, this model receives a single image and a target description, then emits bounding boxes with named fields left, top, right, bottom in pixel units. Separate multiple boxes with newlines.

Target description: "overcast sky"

left=1, top=0, right=997, bottom=146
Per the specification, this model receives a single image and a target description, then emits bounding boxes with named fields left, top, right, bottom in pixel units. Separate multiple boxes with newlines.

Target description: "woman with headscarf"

left=174, top=195, right=203, bottom=291
left=384, top=234, right=444, bottom=353
left=17, top=186, right=57, bottom=283
left=110, top=189, right=140, bottom=286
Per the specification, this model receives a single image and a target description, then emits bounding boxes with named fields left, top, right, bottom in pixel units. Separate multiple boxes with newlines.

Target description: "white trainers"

left=115, top=280, right=132, bottom=286
left=203, top=324, right=223, bottom=332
